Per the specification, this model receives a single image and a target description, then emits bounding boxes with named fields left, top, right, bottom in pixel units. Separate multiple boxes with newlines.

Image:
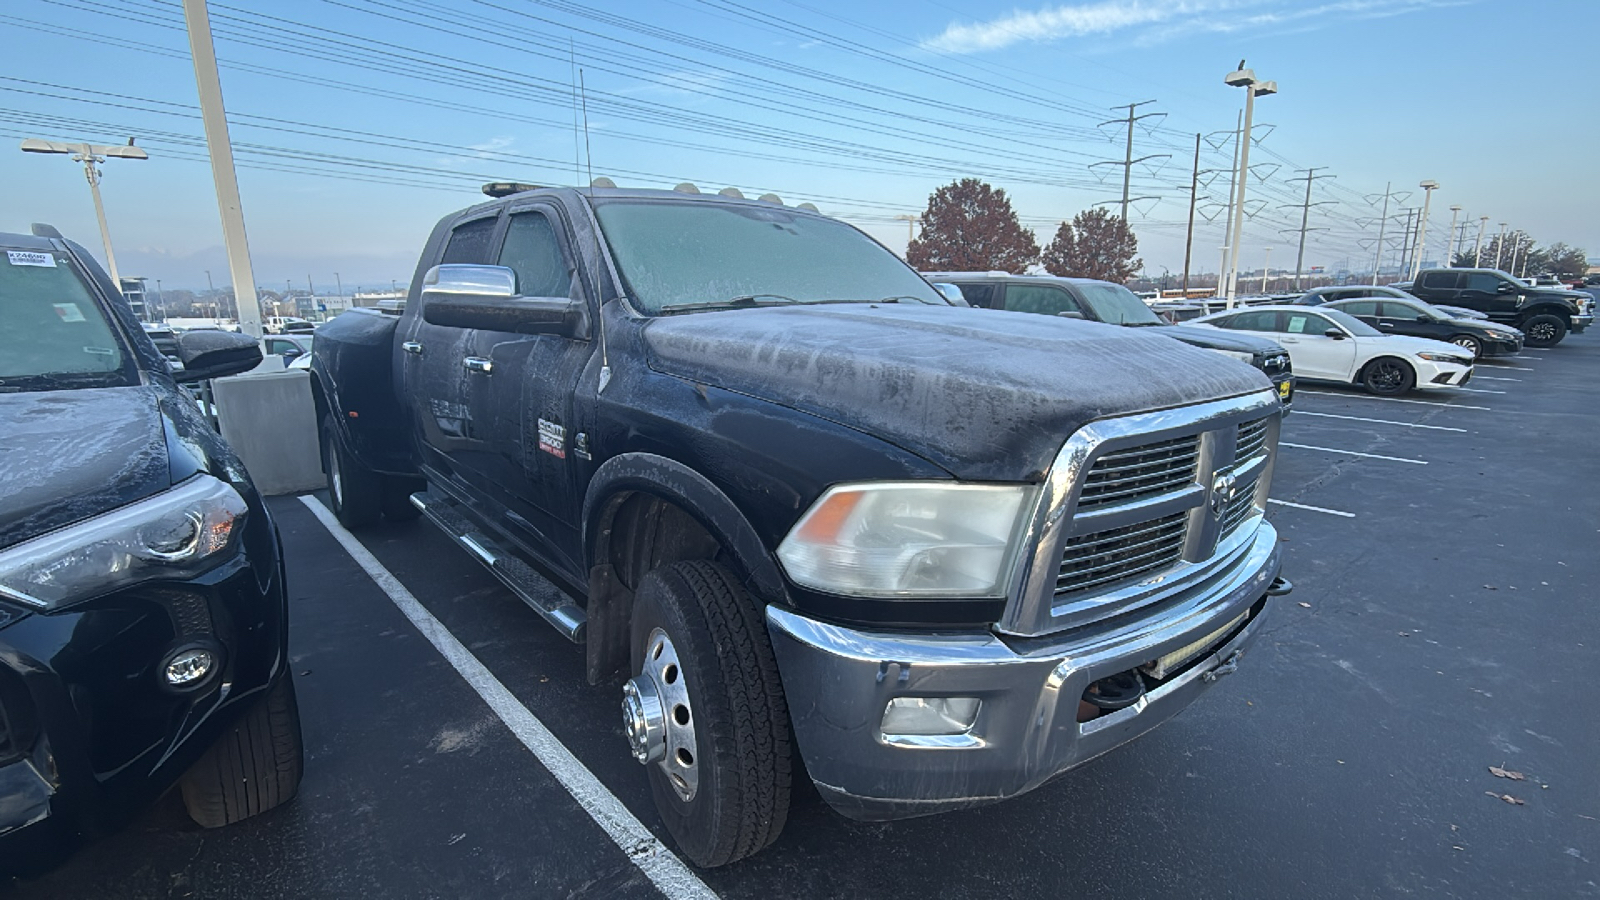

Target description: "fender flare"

left=581, top=452, right=790, bottom=606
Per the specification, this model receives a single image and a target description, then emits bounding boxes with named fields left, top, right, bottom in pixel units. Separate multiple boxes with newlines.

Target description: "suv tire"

left=180, top=674, right=305, bottom=828
left=629, top=560, right=792, bottom=868
left=1361, top=357, right=1416, bottom=396
left=1520, top=313, right=1566, bottom=347
left=321, top=413, right=382, bottom=528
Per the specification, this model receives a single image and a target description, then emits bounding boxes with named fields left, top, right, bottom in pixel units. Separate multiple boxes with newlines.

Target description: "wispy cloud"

left=921, top=0, right=1458, bottom=53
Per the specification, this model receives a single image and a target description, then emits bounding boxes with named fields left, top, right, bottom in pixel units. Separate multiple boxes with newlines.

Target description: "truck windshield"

left=1076, top=282, right=1166, bottom=325
left=0, top=248, right=135, bottom=392
left=592, top=199, right=944, bottom=314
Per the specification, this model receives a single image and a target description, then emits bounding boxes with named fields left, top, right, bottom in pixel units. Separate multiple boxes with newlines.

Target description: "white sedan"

left=1190, top=305, right=1474, bottom=396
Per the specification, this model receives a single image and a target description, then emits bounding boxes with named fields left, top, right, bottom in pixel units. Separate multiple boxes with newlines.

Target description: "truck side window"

left=1004, top=285, right=1079, bottom=316
left=956, top=282, right=999, bottom=309
left=1420, top=271, right=1459, bottom=290
left=499, top=213, right=573, bottom=299
left=440, top=216, right=499, bottom=265
left=1461, top=273, right=1500, bottom=294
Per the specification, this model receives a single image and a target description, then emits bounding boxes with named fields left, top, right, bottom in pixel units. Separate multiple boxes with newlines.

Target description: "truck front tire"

left=628, top=560, right=792, bottom=867
left=1520, top=313, right=1566, bottom=347
left=321, top=413, right=381, bottom=528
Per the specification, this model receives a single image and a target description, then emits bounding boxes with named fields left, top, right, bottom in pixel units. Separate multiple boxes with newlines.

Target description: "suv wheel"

left=321, top=414, right=381, bottom=528
left=623, top=560, right=791, bottom=868
left=1450, top=335, right=1483, bottom=359
left=1361, top=357, right=1416, bottom=396
left=180, top=674, right=304, bottom=827
left=1520, top=314, right=1566, bottom=347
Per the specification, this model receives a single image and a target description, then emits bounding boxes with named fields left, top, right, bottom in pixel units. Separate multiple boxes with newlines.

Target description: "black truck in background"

left=1400, top=268, right=1593, bottom=347
left=309, top=184, right=1292, bottom=867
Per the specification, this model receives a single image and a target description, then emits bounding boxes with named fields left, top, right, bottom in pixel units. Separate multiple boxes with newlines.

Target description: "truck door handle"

left=402, top=341, right=424, bottom=355
left=463, top=356, right=493, bottom=374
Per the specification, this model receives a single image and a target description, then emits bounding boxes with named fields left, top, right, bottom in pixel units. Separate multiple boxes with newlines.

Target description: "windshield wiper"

left=657, top=294, right=800, bottom=314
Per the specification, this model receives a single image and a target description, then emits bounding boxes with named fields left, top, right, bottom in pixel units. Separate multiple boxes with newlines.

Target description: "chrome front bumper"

left=766, top=522, right=1283, bottom=822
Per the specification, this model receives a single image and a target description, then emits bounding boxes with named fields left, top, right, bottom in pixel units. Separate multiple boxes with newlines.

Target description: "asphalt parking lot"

left=10, top=339, right=1599, bottom=899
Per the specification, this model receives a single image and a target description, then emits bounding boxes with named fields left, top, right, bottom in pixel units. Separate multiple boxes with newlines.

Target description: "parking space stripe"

left=1293, top=411, right=1467, bottom=432
left=1455, top=387, right=1506, bottom=394
left=1268, top=499, right=1356, bottom=518
left=1472, top=375, right=1520, bottom=382
left=1480, top=364, right=1535, bottom=371
left=1279, top=442, right=1427, bottom=464
left=1297, top=390, right=1491, bottom=411
left=299, top=496, right=719, bottom=900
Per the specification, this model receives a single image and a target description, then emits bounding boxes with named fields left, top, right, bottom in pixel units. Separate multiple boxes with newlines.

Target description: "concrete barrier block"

left=212, top=369, right=323, bottom=496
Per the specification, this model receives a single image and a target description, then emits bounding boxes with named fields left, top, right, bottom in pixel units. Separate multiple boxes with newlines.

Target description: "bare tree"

left=1041, top=207, right=1143, bottom=282
left=906, top=178, right=1038, bottom=273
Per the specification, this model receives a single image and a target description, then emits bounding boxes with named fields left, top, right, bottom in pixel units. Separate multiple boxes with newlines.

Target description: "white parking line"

left=1297, top=390, right=1491, bottom=411
left=1481, top=364, right=1536, bottom=371
left=1293, top=411, right=1467, bottom=432
left=300, top=496, right=719, bottom=900
left=1472, top=375, right=1520, bottom=382
left=1455, top=387, right=1506, bottom=394
left=1268, top=498, right=1356, bottom=518
left=1280, top=442, right=1427, bottom=464
left=1507, top=355, right=1543, bottom=360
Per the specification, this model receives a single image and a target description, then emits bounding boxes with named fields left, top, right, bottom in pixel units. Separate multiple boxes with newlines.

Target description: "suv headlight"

left=777, top=482, right=1037, bottom=598
left=1211, top=349, right=1256, bottom=364
left=0, top=474, right=248, bottom=611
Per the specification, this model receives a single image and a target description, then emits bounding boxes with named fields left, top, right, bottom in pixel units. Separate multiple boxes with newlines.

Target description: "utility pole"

left=183, top=0, right=263, bottom=337
left=334, top=271, right=343, bottom=301
left=893, top=214, right=919, bottom=250
left=1181, top=132, right=1200, bottom=293
left=19, top=139, right=149, bottom=291
left=1396, top=209, right=1419, bottom=278
left=1370, top=182, right=1392, bottom=284
left=1096, top=100, right=1167, bottom=222
left=1411, top=180, right=1439, bottom=278
left=1285, top=166, right=1335, bottom=289
left=1444, top=204, right=1462, bottom=267
left=1474, top=217, right=1489, bottom=266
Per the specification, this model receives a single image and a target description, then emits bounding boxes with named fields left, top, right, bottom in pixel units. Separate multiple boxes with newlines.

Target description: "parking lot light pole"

left=19, top=138, right=148, bottom=290
left=1410, top=180, right=1438, bottom=278
left=1493, top=222, right=1508, bottom=269
left=1473, top=216, right=1489, bottom=266
left=1223, top=65, right=1275, bottom=308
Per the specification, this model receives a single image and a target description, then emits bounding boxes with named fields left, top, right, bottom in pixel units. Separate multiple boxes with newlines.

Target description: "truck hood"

left=642, top=304, right=1269, bottom=481
left=0, top=386, right=174, bottom=550
left=1155, top=324, right=1284, bottom=355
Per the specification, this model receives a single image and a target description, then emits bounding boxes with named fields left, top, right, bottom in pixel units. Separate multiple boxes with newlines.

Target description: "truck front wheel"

left=321, top=414, right=381, bottom=528
left=622, top=560, right=792, bottom=867
left=1520, top=313, right=1566, bottom=347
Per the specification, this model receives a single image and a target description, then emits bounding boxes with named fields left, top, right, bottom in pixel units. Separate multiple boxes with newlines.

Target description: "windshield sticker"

left=83, top=346, right=115, bottom=355
left=537, top=418, right=566, bottom=459
left=54, top=303, right=87, bottom=323
left=7, top=250, right=56, bottom=267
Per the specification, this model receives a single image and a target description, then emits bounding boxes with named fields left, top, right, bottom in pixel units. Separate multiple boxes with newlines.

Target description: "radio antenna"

left=569, top=39, right=581, bottom=187
left=577, top=68, right=609, bottom=389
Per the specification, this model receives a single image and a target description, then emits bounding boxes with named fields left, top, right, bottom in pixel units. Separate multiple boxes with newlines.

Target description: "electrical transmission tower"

left=1281, top=167, right=1336, bottom=289
left=1093, top=100, right=1169, bottom=222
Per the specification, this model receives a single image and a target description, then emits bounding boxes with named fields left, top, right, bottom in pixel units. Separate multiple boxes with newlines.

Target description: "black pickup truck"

left=1402, top=268, right=1593, bottom=347
left=309, top=185, right=1292, bottom=867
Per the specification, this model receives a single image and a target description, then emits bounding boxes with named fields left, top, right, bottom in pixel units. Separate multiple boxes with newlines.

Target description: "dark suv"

left=1404, top=268, right=1593, bottom=347
left=926, top=272, right=1296, bottom=409
left=0, top=226, right=302, bottom=873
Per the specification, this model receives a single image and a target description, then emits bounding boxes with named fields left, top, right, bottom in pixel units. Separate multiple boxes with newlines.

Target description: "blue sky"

left=3, top=0, right=1595, bottom=292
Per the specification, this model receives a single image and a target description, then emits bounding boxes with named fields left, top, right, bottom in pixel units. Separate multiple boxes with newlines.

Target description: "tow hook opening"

left=1266, top=576, right=1293, bottom=596
left=1077, top=669, right=1146, bottom=723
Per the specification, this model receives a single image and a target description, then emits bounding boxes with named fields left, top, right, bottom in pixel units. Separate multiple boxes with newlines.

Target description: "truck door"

left=468, top=204, right=595, bottom=573
left=400, top=211, right=502, bottom=491
left=1459, top=271, right=1521, bottom=317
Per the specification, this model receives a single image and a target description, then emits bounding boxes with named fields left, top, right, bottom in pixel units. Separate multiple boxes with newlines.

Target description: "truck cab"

left=309, top=185, right=1292, bottom=868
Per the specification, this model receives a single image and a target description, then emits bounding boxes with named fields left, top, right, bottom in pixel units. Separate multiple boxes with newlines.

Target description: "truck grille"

left=1075, top=435, right=1200, bottom=511
left=1056, top=512, right=1188, bottom=595
left=1220, top=488, right=1257, bottom=537
left=1235, top=415, right=1271, bottom=462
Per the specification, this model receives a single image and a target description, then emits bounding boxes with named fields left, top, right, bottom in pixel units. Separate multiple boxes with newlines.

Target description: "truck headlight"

left=1211, top=349, right=1256, bottom=365
left=777, top=482, right=1036, bottom=598
left=0, top=474, right=248, bottom=611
